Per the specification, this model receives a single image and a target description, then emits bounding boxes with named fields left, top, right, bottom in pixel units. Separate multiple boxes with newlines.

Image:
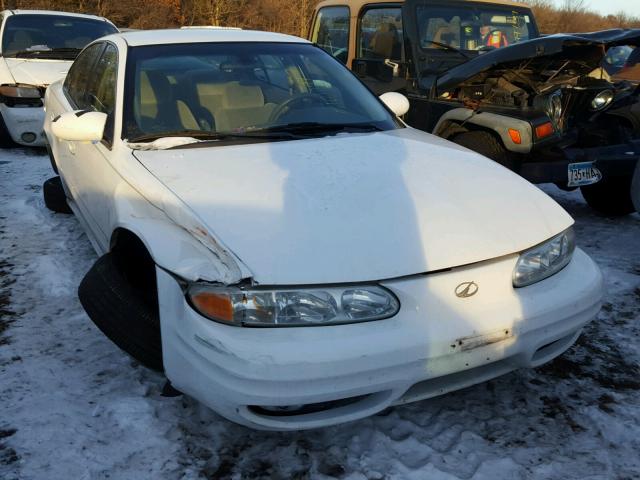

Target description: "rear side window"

left=64, top=43, right=105, bottom=109
left=358, top=7, right=403, bottom=61
left=311, top=6, right=350, bottom=64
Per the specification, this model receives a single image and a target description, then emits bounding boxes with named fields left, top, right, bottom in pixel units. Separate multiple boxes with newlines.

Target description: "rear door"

left=49, top=42, right=105, bottom=216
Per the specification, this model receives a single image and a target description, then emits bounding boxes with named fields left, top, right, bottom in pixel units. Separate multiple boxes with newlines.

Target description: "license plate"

left=568, top=162, right=602, bottom=187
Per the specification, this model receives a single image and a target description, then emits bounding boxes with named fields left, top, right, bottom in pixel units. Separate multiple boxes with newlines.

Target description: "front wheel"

left=78, top=253, right=163, bottom=371
left=580, top=175, right=636, bottom=216
left=451, top=130, right=513, bottom=169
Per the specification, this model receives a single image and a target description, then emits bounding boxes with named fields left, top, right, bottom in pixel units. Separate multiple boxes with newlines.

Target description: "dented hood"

left=134, top=129, right=572, bottom=285
left=2, top=58, right=72, bottom=86
left=437, top=29, right=640, bottom=91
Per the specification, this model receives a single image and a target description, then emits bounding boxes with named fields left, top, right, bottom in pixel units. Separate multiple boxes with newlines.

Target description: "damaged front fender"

left=104, top=144, right=253, bottom=285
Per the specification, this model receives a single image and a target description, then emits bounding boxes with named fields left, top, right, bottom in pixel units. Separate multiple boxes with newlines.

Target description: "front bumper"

left=158, top=248, right=603, bottom=430
left=520, top=140, right=640, bottom=185
left=0, top=103, right=46, bottom=147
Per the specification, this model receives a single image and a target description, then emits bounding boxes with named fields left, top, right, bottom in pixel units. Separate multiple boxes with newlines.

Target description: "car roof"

left=3, top=9, right=109, bottom=21
left=314, top=0, right=531, bottom=11
left=110, top=28, right=309, bottom=47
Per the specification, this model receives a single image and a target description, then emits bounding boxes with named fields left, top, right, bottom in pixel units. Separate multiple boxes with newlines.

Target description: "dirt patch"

left=0, top=260, right=17, bottom=346
left=0, top=443, right=18, bottom=466
left=540, top=395, right=585, bottom=432
left=538, top=334, right=640, bottom=392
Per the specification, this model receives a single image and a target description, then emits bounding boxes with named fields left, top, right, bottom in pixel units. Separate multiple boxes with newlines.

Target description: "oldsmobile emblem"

left=455, top=281, right=478, bottom=298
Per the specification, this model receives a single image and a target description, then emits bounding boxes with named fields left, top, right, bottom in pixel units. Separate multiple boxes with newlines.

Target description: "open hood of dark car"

left=437, top=29, right=640, bottom=91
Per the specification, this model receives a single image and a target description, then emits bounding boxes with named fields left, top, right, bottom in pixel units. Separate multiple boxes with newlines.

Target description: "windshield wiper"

left=255, top=122, right=384, bottom=136
left=128, top=129, right=297, bottom=144
left=49, top=47, right=82, bottom=53
left=9, top=50, right=46, bottom=58
left=10, top=47, right=82, bottom=59
left=422, top=40, right=470, bottom=59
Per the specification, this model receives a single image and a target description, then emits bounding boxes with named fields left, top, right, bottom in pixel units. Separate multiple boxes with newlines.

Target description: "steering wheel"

left=332, top=47, right=348, bottom=64
left=269, top=93, right=331, bottom=122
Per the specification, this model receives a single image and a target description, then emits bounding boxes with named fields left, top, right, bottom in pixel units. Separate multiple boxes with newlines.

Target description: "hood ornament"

left=455, top=281, right=478, bottom=298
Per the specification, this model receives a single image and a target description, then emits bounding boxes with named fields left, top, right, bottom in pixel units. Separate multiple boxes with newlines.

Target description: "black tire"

left=0, top=112, right=17, bottom=148
left=580, top=175, right=636, bottom=216
left=451, top=130, right=513, bottom=169
left=78, top=253, right=163, bottom=371
left=46, top=144, right=59, bottom=174
left=43, top=176, right=73, bottom=214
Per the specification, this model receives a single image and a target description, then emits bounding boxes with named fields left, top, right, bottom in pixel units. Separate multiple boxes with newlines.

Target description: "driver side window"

left=311, top=6, right=350, bottom=65
left=64, top=43, right=105, bottom=110
left=358, top=7, right=403, bottom=61
left=86, top=43, right=118, bottom=144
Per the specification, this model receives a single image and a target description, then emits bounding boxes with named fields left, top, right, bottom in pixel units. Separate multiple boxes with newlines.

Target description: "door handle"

left=68, top=141, right=76, bottom=155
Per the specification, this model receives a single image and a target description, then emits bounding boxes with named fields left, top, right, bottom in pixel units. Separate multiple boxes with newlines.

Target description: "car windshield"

left=1, top=14, right=117, bottom=59
left=123, top=42, right=399, bottom=143
left=416, top=5, right=536, bottom=52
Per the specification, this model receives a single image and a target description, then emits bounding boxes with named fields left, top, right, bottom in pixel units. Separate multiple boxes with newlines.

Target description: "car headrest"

left=222, top=83, right=264, bottom=109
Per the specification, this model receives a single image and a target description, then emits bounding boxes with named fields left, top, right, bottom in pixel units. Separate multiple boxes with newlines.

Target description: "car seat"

left=135, top=70, right=201, bottom=133
left=213, top=82, right=276, bottom=132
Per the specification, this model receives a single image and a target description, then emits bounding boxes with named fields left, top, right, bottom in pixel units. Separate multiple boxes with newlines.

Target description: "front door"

left=71, top=42, right=119, bottom=250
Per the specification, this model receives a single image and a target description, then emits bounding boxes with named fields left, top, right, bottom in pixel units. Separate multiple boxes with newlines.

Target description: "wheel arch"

left=433, top=108, right=533, bottom=154
left=108, top=219, right=238, bottom=283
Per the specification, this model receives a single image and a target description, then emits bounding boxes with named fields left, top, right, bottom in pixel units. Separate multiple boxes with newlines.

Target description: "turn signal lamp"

left=535, top=122, right=554, bottom=139
left=190, top=291, right=235, bottom=323
left=508, top=128, right=522, bottom=144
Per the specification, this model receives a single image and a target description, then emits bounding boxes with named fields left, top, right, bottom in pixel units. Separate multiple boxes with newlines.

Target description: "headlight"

left=513, top=227, right=575, bottom=287
left=0, top=85, right=41, bottom=99
left=188, top=284, right=400, bottom=327
left=547, top=91, right=563, bottom=126
left=590, top=90, right=614, bottom=111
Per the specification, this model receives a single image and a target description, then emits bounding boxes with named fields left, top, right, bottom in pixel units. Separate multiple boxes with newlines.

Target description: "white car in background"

left=43, top=29, right=603, bottom=430
left=0, top=9, right=117, bottom=147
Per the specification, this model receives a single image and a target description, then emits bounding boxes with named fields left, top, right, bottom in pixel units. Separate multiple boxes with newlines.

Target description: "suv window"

left=417, top=5, right=535, bottom=51
left=311, top=6, right=350, bottom=64
left=358, top=7, right=403, bottom=61
left=64, top=43, right=105, bottom=109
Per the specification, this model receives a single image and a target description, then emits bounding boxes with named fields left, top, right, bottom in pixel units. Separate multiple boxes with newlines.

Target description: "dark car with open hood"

left=310, top=0, right=640, bottom=215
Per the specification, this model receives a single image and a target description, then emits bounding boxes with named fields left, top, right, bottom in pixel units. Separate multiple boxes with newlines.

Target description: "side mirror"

left=352, top=59, right=368, bottom=78
left=52, top=110, right=107, bottom=142
left=379, top=92, right=410, bottom=117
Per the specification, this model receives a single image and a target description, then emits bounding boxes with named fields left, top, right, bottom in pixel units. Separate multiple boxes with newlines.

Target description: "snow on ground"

left=0, top=148, right=639, bottom=480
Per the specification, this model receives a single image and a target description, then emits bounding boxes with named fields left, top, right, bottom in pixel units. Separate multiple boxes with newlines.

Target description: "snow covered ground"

left=0, top=148, right=639, bottom=480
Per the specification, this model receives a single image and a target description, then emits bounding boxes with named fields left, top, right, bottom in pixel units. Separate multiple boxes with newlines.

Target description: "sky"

left=550, top=0, right=640, bottom=17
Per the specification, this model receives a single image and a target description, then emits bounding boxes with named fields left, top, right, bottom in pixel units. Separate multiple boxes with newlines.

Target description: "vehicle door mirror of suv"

left=352, top=59, right=368, bottom=78
left=380, top=92, right=410, bottom=117
left=51, top=110, right=107, bottom=142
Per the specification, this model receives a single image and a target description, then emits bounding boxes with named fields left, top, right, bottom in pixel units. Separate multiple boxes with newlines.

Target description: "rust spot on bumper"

left=452, top=328, right=513, bottom=352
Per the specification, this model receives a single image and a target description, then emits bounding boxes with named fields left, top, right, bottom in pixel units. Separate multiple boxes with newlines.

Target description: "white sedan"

left=0, top=10, right=117, bottom=147
left=43, top=29, right=603, bottom=430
